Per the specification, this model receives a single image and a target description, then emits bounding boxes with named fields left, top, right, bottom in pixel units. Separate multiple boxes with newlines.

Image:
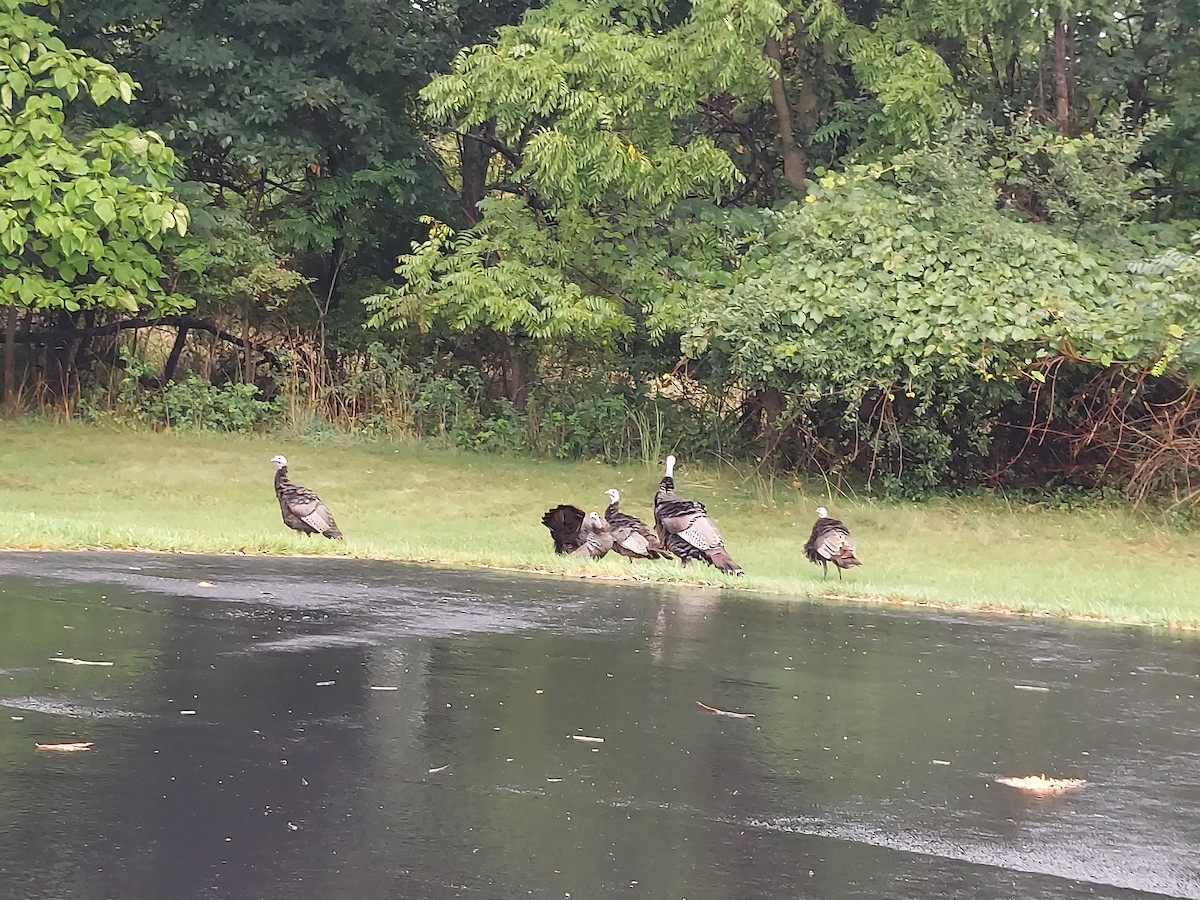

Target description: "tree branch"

left=465, top=129, right=524, bottom=170
left=13, top=316, right=279, bottom=365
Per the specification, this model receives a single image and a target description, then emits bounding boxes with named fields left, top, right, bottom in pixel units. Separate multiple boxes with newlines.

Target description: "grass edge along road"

left=1, top=421, right=1198, bottom=630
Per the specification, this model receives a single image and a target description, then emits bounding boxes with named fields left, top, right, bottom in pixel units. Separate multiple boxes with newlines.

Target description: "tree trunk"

left=1125, top=4, right=1157, bottom=124
left=740, top=386, right=786, bottom=457
left=73, top=309, right=97, bottom=380
left=460, top=121, right=495, bottom=226
left=61, top=311, right=88, bottom=400
left=318, top=236, right=346, bottom=315
left=44, top=311, right=75, bottom=402
left=164, top=325, right=189, bottom=382
left=501, top=334, right=531, bottom=411
left=1052, top=14, right=1072, bottom=135
left=1006, top=54, right=1019, bottom=99
left=242, top=297, right=253, bottom=384
left=764, top=34, right=807, bottom=190
left=3, top=305, right=15, bottom=410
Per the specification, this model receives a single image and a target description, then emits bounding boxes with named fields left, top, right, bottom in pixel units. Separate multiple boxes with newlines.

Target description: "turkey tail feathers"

left=705, top=547, right=743, bottom=575
left=303, top=506, right=343, bottom=540
left=653, top=458, right=743, bottom=575
left=604, top=498, right=674, bottom=560
left=836, top=549, right=862, bottom=568
left=542, top=505, right=587, bottom=554
left=274, top=463, right=343, bottom=540
left=804, top=513, right=861, bottom=576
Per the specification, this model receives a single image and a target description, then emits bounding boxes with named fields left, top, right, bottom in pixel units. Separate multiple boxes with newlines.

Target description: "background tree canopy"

left=2, top=0, right=1198, bottom=504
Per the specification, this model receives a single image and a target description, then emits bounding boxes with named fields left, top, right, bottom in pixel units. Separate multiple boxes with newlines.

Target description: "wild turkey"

left=803, top=507, right=862, bottom=579
left=653, top=456, right=743, bottom=574
left=570, top=511, right=615, bottom=559
left=602, top=489, right=673, bottom=561
left=271, top=455, right=343, bottom=539
left=542, top=504, right=587, bottom=554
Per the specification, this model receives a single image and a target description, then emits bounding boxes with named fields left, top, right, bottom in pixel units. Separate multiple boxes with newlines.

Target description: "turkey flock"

left=270, top=452, right=862, bottom=581
left=540, top=455, right=861, bottom=579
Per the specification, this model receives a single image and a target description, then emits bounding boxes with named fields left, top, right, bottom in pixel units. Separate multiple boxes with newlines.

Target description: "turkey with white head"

left=602, top=488, right=672, bottom=560
left=542, top=505, right=615, bottom=559
left=653, top=456, right=742, bottom=574
left=570, top=511, right=615, bottom=559
left=803, top=507, right=861, bottom=579
left=271, top=455, right=343, bottom=539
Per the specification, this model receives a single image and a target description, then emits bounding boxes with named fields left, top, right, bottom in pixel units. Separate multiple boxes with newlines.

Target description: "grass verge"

left=1, top=421, right=1198, bottom=629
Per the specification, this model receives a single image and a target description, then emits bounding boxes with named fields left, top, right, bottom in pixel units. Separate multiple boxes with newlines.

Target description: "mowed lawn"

left=1, top=421, right=1199, bottom=628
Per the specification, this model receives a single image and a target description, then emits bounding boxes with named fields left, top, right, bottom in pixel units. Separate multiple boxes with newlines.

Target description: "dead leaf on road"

left=49, top=658, right=113, bottom=667
left=696, top=700, right=754, bottom=718
left=36, top=742, right=94, bottom=753
left=996, top=775, right=1086, bottom=793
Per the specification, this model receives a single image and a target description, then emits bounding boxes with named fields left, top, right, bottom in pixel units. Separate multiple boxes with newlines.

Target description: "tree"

left=0, top=0, right=189, bottom=404
left=365, top=0, right=978, bottom=404
left=366, top=0, right=786, bottom=404
left=57, top=0, right=535, bottom=311
left=683, top=119, right=1198, bottom=486
left=53, top=0, right=540, bottom=398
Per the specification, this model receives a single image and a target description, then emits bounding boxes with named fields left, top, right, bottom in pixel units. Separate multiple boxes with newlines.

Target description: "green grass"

left=1, top=421, right=1199, bottom=628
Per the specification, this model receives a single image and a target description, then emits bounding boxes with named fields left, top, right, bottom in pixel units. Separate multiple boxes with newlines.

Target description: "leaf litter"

left=49, top=658, right=113, bottom=667
left=995, top=774, right=1086, bottom=793
left=36, top=741, right=94, bottom=752
left=696, top=700, right=754, bottom=718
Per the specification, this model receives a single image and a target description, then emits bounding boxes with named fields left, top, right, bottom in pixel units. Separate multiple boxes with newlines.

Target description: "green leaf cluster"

left=423, top=0, right=783, bottom=209
left=367, top=198, right=763, bottom=344
left=685, top=133, right=1200, bottom=400
left=803, top=0, right=957, bottom=148
left=0, top=0, right=188, bottom=314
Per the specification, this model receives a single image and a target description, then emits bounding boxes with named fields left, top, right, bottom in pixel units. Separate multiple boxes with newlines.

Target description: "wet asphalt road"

left=1, top=551, right=1198, bottom=899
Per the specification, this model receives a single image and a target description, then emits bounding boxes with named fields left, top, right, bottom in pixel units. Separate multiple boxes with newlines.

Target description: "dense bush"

left=81, top=350, right=279, bottom=432
left=682, top=120, right=1200, bottom=492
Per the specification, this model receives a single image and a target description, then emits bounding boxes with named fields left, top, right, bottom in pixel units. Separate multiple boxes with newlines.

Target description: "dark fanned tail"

left=542, top=504, right=586, bottom=554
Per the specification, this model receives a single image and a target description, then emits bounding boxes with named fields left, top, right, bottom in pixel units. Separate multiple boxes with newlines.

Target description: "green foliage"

left=803, top=0, right=956, bottom=148
left=55, top=0, right=502, bottom=323
left=533, top=392, right=634, bottom=460
left=168, top=190, right=310, bottom=318
left=88, top=348, right=279, bottom=432
left=689, top=118, right=1194, bottom=390
left=1073, top=0, right=1200, bottom=214
left=368, top=0, right=787, bottom=347
left=423, top=0, right=779, bottom=209
left=682, top=119, right=1200, bottom=488
left=152, top=376, right=277, bottom=432
left=372, top=204, right=630, bottom=343
left=4, top=0, right=1197, bottom=505
left=317, top=342, right=738, bottom=462
left=367, top=201, right=762, bottom=345
left=0, top=0, right=189, bottom=314
left=989, top=108, right=1170, bottom=237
